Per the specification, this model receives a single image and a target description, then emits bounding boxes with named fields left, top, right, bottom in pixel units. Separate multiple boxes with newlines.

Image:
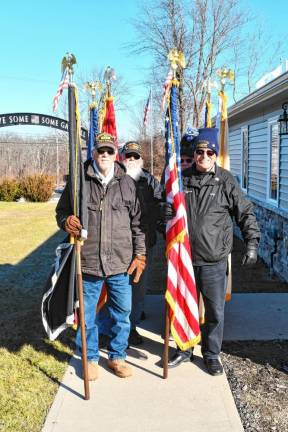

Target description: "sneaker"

left=129, top=328, right=143, bottom=345
left=85, top=362, right=99, bottom=381
left=107, top=359, right=132, bottom=378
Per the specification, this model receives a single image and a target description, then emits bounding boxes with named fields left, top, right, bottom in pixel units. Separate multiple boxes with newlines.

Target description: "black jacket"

left=56, top=160, right=146, bottom=277
left=134, top=169, right=164, bottom=248
left=182, top=163, right=260, bottom=266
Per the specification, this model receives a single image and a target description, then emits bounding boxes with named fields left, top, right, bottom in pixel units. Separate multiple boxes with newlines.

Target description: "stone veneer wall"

left=234, top=197, right=288, bottom=282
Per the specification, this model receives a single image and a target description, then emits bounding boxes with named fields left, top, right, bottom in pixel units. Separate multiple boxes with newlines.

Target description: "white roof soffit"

left=228, top=72, right=288, bottom=119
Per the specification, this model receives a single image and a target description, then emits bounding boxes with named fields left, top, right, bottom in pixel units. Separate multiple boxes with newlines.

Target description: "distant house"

left=228, top=71, right=288, bottom=282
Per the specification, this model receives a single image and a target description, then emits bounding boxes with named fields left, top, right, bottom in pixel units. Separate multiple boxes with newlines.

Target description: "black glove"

left=242, top=241, right=258, bottom=265
left=158, top=202, right=176, bottom=223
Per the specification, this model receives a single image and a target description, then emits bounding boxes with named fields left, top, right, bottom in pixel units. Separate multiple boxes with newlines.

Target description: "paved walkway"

left=43, top=295, right=245, bottom=432
left=43, top=293, right=288, bottom=432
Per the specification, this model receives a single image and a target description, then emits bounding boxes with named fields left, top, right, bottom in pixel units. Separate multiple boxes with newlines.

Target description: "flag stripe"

left=143, top=90, right=151, bottom=126
left=164, top=83, right=200, bottom=351
left=53, top=69, right=69, bottom=112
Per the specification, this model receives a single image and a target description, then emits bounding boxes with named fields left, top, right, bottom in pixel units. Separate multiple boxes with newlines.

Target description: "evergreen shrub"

left=20, top=174, right=55, bottom=202
left=0, top=178, right=22, bottom=201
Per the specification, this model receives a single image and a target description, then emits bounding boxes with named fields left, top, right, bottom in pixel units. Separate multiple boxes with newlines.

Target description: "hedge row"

left=0, top=174, right=55, bottom=202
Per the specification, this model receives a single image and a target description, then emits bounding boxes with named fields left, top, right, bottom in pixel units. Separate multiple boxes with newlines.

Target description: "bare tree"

left=129, top=0, right=249, bottom=131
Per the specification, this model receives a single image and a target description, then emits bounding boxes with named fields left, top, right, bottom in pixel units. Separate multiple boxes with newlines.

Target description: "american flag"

left=161, top=69, right=173, bottom=111
left=53, top=68, right=69, bottom=112
left=143, top=90, right=151, bottom=126
left=164, top=83, right=200, bottom=350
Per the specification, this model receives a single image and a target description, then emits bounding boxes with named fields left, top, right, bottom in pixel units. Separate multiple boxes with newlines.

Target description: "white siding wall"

left=229, top=127, right=241, bottom=177
left=247, top=122, right=267, bottom=199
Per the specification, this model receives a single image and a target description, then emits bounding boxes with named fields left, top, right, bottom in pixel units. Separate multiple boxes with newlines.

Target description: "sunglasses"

left=195, top=149, right=215, bottom=157
left=181, top=157, right=192, bottom=163
left=125, top=153, right=140, bottom=160
left=97, top=148, right=115, bottom=155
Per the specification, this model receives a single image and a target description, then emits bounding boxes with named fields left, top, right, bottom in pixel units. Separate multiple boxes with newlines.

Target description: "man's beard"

left=124, top=158, right=144, bottom=180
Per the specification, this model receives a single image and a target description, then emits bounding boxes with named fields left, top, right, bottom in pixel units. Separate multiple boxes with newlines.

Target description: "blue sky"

left=0, top=0, right=287, bottom=140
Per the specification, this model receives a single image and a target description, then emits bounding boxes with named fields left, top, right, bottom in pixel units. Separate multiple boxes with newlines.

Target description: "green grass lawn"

left=0, top=202, right=74, bottom=432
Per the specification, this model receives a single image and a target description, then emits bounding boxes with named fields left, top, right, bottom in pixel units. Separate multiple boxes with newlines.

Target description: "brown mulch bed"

left=149, top=235, right=288, bottom=431
left=221, top=341, right=288, bottom=432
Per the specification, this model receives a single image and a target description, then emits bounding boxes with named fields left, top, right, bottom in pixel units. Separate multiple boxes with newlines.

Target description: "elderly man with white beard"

left=98, top=141, right=174, bottom=346
left=121, top=141, right=167, bottom=344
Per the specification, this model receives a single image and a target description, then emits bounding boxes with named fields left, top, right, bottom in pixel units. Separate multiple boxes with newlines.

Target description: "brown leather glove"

left=127, top=255, right=146, bottom=283
left=64, top=215, right=82, bottom=237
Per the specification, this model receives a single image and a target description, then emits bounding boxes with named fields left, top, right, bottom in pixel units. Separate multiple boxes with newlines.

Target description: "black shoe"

left=168, top=350, right=194, bottom=368
left=204, top=358, right=223, bottom=376
left=98, top=334, right=110, bottom=349
left=128, top=329, right=143, bottom=346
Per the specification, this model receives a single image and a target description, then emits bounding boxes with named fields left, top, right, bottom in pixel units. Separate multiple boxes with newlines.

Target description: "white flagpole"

left=150, top=86, right=153, bottom=175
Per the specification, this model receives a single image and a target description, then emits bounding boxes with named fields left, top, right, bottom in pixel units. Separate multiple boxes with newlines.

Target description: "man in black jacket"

left=168, top=128, right=260, bottom=375
left=122, top=141, right=164, bottom=344
left=56, top=132, right=146, bottom=380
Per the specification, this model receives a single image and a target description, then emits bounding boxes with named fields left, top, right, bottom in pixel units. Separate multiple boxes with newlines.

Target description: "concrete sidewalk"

left=43, top=295, right=244, bottom=432
left=224, top=293, right=288, bottom=340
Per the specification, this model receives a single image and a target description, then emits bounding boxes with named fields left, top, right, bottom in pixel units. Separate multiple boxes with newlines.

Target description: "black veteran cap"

left=194, top=128, right=219, bottom=155
left=94, top=132, right=116, bottom=151
left=122, top=141, right=142, bottom=157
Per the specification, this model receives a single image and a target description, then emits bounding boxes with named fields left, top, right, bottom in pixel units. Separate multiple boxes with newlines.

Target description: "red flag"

left=97, top=94, right=119, bottom=309
left=101, top=96, right=118, bottom=159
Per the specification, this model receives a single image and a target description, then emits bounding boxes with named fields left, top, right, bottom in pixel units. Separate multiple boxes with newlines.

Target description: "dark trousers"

left=194, top=259, right=227, bottom=359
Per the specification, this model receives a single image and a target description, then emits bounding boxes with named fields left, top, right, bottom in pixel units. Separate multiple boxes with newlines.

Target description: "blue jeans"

left=75, top=273, right=131, bottom=362
left=98, top=249, right=154, bottom=334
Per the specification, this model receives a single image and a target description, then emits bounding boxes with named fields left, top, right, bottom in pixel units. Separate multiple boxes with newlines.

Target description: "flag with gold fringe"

left=101, top=95, right=118, bottom=159
left=204, top=93, right=212, bottom=128
left=97, top=91, right=119, bottom=311
left=42, top=82, right=88, bottom=339
left=164, top=80, right=200, bottom=351
left=216, top=89, right=232, bottom=301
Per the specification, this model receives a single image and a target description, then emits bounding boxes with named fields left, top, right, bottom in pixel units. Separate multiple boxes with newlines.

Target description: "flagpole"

left=65, top=52, right=90, bottom=400
left=162, top=49, right=186, bottom=379
left=163, top=302, right=170, bottom=379
left=150, top=86, right=153, bottom=175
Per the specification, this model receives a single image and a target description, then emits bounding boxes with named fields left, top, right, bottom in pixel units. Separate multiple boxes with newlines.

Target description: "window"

left=268, top=122, right=279, bottom=202
left=241, top=126, right=248, bottom=190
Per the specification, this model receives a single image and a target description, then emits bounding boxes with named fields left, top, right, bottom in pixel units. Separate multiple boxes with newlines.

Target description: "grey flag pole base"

left=76, top=239, right=90, bottom=400
left=163, top=301, right=170, bottom=379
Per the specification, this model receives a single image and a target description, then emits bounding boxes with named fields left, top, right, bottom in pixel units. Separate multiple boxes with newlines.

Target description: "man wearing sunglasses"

left=121, top=141, right=167, bottom=345
left=168, top=127, right=260, bottom=376
left=180, top=129, right=195, bottom=171
left=56, top=132, right=146, bottom=380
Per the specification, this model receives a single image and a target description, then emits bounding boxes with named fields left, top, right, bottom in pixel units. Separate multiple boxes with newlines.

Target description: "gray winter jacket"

left=56, top=160, right=146, bottom=277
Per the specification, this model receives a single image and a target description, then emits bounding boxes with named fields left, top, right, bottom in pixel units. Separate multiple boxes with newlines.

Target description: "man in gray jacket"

left=56, top=132, right=146, bottom=380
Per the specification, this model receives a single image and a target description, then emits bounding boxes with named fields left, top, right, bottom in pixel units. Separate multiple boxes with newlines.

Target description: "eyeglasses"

left=195, top=149, right=215, bottom=157
left=125, top=153, right=140, bottom=160
left=181, top=157, right=192, bottom=163
left=97, top=148, right=115, bottom=155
